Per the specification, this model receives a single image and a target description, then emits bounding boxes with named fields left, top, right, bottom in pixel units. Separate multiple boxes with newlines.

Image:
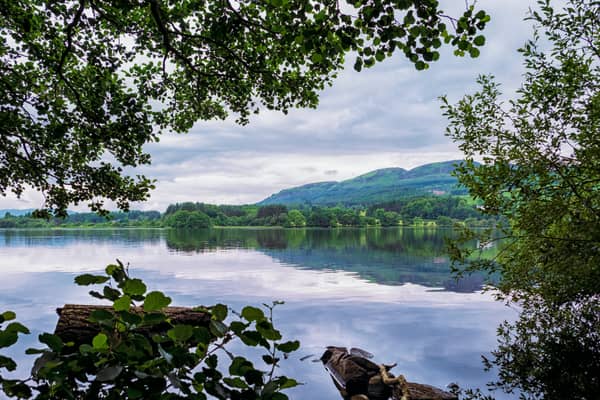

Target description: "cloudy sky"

left=2, top=1, right=541, bottom=212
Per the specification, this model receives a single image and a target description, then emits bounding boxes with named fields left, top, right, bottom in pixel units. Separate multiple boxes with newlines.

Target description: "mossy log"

left=54, top=304, right=210, bottom=346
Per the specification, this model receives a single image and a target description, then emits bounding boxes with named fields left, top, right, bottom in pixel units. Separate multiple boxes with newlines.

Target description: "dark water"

left=0, top=228, right=513, bottom=399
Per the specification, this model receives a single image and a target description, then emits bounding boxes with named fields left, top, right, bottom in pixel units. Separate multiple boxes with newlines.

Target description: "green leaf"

left=2, top=379, right=32, bottom=398
left=262, top=355, right=277, bottom=365
left=229, top=357, right=253, bottom=376
left=79, top=344, right=93, bottom=354
left=25, top=348, right=46, bottom=355
left=89, top=309, right=114, bottom=322
left=123, top=278, right=147, bottom=296
left=143, top=313, right=166, bottom=325
left=276, top=340, right=300, bottom=353
left=279, top=377, right=299, bottom=389
left=75, top=274, right=110, bottom=286
left=92, top=333, right=108, bottom=350
left=241, top=306, right=264, bottom=322
left=209, top=320, right=228, bottom=337
left=211, top=304, right=228, bottom=321
left=38, top=333, right=63, bottom=352
left=469, top=47, right=480, bottom=58
left=474, top=35, right=485, bottom=46
left=5, top=322, right=29, bottom=334
left=113, top=295, right=131, bottom=312
left=353, top=57, right=363, bottom=72
left=105, top=263, right=120, bottom=276
left=257, top=320, right=282, bottom=341
left=229, top=321, right=248, bottom=335
left=310, top=53, right=323, bottom=63
left=120, top=311, right=142, bottom=326
left=415, top=60, right=426, bottom=70
left=1, top=311, right=16, bottom=322
left=143, top=291, right=171, bottom=312
left=223, top=377, right=248, bottom=389
left=193, top=326, right=211, bottom=345
left=103, top=286, right=121, bottom=300
left=167, top=324, right=193, bottom=343
left=0, top=355, right=17, bottom=371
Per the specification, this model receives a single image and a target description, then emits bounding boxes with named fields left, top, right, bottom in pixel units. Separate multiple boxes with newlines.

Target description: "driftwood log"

left=322, top=347, right=458, bottom=400
left=54, top=304, right=210, bottom=346
left=404, top=383, right=457, bottom=400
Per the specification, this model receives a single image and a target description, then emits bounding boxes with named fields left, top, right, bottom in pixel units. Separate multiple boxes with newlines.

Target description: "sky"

left=2, top=0, right=541, bottom=212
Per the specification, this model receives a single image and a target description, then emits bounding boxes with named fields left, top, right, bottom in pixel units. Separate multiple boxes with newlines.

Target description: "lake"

left=0, top=227, right=514, bottom=399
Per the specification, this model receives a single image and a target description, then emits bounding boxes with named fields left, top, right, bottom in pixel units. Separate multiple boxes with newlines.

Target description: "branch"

left=57, top=0, right=86, bottom=75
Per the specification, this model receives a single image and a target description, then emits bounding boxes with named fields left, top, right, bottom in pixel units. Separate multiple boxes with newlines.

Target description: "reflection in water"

left=165, top=228, right=493, bottom=292
left=0, top=228, right=512, bottom=399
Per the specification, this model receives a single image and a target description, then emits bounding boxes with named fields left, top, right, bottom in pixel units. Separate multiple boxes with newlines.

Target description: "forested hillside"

left=259, top=161, right=467, bottom=206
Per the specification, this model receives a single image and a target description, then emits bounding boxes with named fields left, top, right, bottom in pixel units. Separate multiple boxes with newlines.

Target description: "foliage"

left=284, top=210, right=305, bottom=227
left=1, top=195, right=495, bottom=228
left=256, top=206, right=287, bottom=220
left=0, top=311, right=30, bottom=398
left=0, top=2, right=489, bottom=217
left=483, top=296, right=600, bottom=400
left=0, top=210, right=163, bottom=228
left=163, top=210, right=212, bottom=229
left=0, top=261, right=300, bottom=399
left=442, top=0, right=600, bottom=304
left=442, top=1, right=600, bottom=399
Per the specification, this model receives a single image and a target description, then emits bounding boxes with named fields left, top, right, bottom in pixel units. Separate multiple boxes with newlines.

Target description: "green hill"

left=258, top=160, right=466, bottom=206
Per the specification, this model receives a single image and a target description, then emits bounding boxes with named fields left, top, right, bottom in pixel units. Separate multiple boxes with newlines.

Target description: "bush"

left=0, top=261, right=300, bottom=399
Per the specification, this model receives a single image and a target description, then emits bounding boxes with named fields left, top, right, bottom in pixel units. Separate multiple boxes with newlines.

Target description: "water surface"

left=0, top=228, right=513, bottom=399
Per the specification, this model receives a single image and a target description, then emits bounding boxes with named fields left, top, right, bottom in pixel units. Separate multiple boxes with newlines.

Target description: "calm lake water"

left=0, top=228, right=514, bottom=399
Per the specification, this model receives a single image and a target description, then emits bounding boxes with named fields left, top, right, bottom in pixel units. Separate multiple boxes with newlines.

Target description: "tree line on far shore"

left=0, top=195, right=496, bottom=229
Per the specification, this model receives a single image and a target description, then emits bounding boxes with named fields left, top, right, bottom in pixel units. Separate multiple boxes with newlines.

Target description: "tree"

left=442, top=1, right=600, bottom=398
left=0, top=0, right=490, bottom=217
left=442, top=0, right=600, bottom=304
left=285, top=209, right=306, bottom=227
left=163, top=210, right=212, bottom=228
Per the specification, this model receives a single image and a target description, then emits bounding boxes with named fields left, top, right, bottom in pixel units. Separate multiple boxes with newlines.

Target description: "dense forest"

left=0, top=195, right=495, bottom=229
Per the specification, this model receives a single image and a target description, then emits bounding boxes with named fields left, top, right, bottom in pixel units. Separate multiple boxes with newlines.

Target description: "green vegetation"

left=0, top=1, right=489, bottom=217
left=164, top=196, right=495, bottom=228
left=443, top=0, right=600, bottom=398
left=163, top=211, right=212, bottom=229
left=259, top=160, right=470, bottom=206
left=0, top=194, right=494, bottom=229
left=0, top=261, right=299, bottom=399
left=0, top=211, right=163, bottom=229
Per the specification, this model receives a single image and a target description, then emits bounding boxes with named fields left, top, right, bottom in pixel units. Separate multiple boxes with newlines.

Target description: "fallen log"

left=54, top=304, right=210, bottom=346
left=322, top=346, right=457, bottom=400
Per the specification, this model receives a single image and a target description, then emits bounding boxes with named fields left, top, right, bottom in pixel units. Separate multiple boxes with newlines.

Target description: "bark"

left=54, top=304, right=210, bottom=346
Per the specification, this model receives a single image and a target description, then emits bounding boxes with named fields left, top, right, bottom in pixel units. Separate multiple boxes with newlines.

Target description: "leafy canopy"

left=442, top=1, right=600, bottom=398
left=0, top=0, right=490, bottom=216
left=442, top=0, right=600, bottom=304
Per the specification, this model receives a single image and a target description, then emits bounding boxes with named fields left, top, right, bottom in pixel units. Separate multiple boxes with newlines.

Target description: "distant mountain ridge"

left=258, top=160, right=466, bottom=206
left=0, top=208, right=36, bottom=217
